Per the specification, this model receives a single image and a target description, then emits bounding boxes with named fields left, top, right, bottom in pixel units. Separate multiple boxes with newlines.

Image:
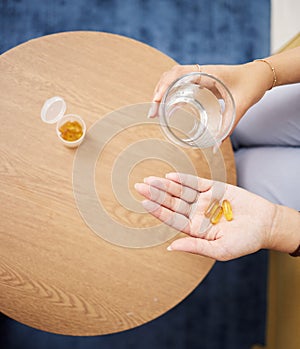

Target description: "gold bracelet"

left=254, top=59, right=277, bottom=90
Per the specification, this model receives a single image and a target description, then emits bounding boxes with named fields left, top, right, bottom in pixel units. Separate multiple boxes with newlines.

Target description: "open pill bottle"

left=41, top=96, right=86, bottom=148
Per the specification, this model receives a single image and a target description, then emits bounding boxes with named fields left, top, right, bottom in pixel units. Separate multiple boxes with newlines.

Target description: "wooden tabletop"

left=0, top=32, right=236, bottom=336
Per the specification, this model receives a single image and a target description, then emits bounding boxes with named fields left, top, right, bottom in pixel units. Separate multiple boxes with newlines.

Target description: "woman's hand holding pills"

left=134, top=173, right=300, bottom=261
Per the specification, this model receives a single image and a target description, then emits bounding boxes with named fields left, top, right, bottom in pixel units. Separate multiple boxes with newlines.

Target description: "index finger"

left=166, top=173, right=227, bottom=202
left=152, top=70, right=178, bottom=103
left=151, top=64, right=200, bottom=104
left=165, top=173, right=214, bottom=192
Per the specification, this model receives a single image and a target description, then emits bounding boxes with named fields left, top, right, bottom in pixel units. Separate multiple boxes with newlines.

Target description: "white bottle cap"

left=41, top=96, right=67, bottom=124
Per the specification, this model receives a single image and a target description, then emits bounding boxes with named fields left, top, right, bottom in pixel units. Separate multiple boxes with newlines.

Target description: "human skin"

left=135, top=173, right=300, bottom=260
left=139, top=47, right=300, bottom=259
left=147, top=47, right=300, bottom=130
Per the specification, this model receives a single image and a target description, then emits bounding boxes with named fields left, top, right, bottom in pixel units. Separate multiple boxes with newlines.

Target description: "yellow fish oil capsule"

left=59, top=121, right=83, bottom=141
left=204, top=199, right=220, bottom=218
left=210, top=206, right=223, bottom=225
left=222, top=200, right=233, bottom=221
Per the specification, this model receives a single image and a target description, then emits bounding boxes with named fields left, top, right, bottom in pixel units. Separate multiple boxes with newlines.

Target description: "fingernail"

left=167, top=245, right=173, bottom=251
left=153, top=92, right=160, bottom=101
left=165, top=172, right=176, bottom=179
left=144, top=177, right=158, bottom=186
left=142, top=200, right=159, bottom=212
left=134, top=183, right=143, bottom=191
left=143, top=177, right=150, bottom=183
left=147, top=102, right=158, bottom=118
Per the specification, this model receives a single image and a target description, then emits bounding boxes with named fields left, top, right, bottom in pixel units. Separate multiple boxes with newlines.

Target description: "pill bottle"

left=41, top=96, right=86, bottom=148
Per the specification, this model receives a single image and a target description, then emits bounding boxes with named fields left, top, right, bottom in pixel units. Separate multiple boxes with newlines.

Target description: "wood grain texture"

left=0, top=31, right=236, bottom=335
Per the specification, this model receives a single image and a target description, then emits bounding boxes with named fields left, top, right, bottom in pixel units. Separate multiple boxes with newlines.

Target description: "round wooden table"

left=0, top=32, right=236, bottom=335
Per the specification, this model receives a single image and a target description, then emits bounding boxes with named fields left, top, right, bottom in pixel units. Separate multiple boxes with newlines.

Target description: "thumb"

left=168, top=236, right=228, bottom=261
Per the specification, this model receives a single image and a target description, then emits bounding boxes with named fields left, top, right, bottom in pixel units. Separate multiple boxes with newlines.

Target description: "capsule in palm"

left=210, top=206, right=223, bottom=225
left=222, top=200, right=233, bottom=221
left=204, top=199, right=220, bottom=218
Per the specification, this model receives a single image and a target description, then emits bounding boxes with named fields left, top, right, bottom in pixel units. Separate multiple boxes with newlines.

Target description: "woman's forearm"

left=148, top=47, right=300, bottom=120
left=258, top=47, right=300, bottom=88
left=265, top=205, right=300, bottom=254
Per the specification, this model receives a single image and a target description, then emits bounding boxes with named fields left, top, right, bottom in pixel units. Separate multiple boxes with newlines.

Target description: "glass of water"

left=159, top=72, right=236, bottom=148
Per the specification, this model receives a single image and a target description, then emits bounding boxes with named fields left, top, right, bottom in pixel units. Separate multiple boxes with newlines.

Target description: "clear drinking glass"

left=159, top=72, right=236, bottom=148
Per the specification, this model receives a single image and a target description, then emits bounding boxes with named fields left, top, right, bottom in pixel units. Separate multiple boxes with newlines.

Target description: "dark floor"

left=0, top=1, right=270, bottom=348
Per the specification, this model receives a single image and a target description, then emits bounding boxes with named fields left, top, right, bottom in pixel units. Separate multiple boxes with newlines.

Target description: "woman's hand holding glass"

left=148, top=63, right=272, bottom=131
